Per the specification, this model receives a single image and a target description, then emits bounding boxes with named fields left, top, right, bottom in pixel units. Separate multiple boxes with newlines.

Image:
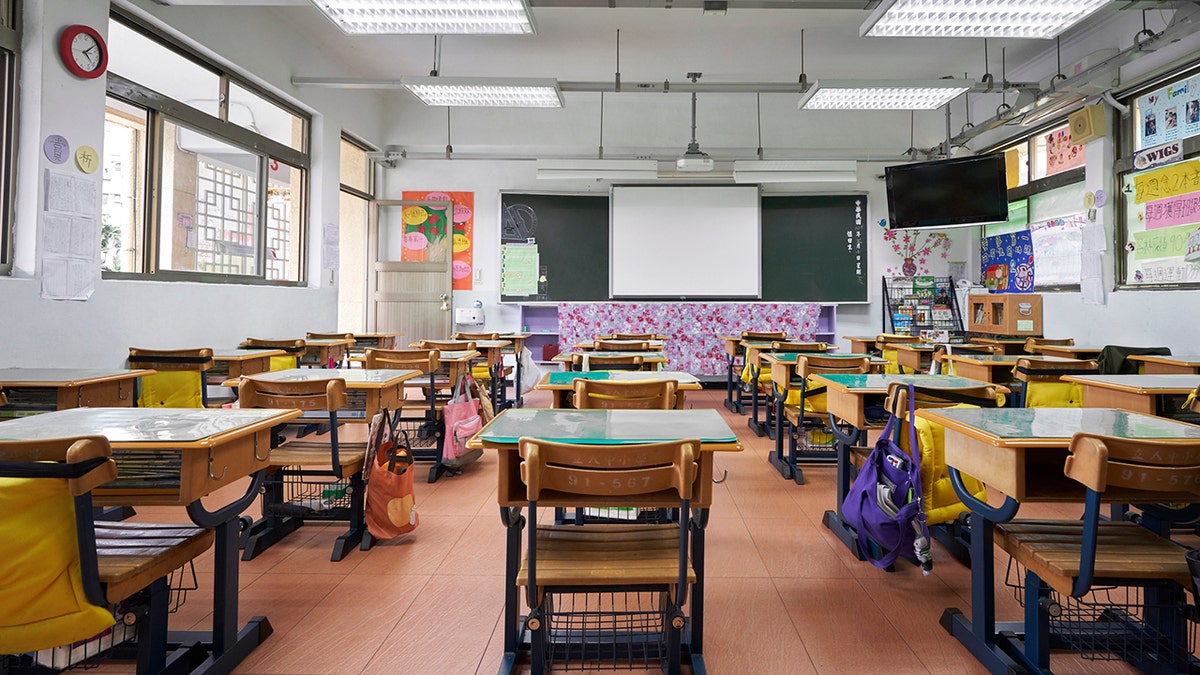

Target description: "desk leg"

left=747, top=367, right=765, bottom=437
left=513, top=350, right=523, bottom=408
left=688, top=508, right=709, bottom=673
left=181, top=471, right=273, bottom=673
left=723, top=354, right=741, bottom=414
left=821, top=417, right=865, bottom=560
left=499, top=506, right=525, bottom=675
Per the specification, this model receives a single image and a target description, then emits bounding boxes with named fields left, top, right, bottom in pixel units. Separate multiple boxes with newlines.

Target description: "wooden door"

left=368, top=200, right=453, bottom=340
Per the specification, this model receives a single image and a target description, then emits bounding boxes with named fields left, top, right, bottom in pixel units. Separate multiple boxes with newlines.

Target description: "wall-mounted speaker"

left=1068, top=105, right=1107, bottom=145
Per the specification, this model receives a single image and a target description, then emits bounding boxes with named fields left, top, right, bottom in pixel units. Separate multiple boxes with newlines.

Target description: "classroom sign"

left=402, top=190, right=475, bottom=290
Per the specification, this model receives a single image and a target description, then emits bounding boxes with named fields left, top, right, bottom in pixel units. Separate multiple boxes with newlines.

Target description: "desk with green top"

left=229, top=368, right=420, bottom=421
left=743, top=341, right=832, bottom=437
left=941, top=353, right=1072, bottom=385
left=0, top=368, right=152, bottom=417
left=892, top=343, right=942, bottom=373
left=915, top=406, right=1200, bottom=674
left=551, top=350, right=668, bottom=370
left=0, top=406, right=301, bottom=673
left=466, top=408, right=742, bottom=675
left=1127, top=354, right=1200, bottom=375
left=844, top=336, right=879, bottom=354
left=1061, top=373, right=1200, bottom=419
left=811, top=373, right=1002, bottom=560
left=497, top=333, right=530, bottom=407
left=416, top=340, right=512, bottom=411
left=534, top=370, right=701, bottom=409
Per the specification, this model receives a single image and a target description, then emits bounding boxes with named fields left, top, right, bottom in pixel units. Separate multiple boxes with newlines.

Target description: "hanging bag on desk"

left=841, top=383, right=932, bottom=572
left=442, top=375, right=484, bottom=469
left=363, top=410, right=418, bottom=539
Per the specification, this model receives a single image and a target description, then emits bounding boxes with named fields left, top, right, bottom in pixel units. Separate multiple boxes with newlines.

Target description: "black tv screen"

left=885, top=153, right=1009, bottom=229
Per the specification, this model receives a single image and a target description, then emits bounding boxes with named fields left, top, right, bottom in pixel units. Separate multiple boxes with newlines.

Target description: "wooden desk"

left=0, top=368, right=150, bottom=416
left=300, top=338, right=353, bottom=367
left=742, top=341, right=832, bottom=436
left=209, top=349, right=284, bottom=385
left=551, top=350, right=668, bottom=369
left=968, top=336, right=1028, bottom=355
left=535, top=370, right=701, bottom=409
left=1061, top=373, right=1200, bottom=417
left=916, top=406, right=1200, bottom=674
left=844, top=336, right=878, bottom=354
left=0, top=406, right=301, bottom=673
left=1034, top=343, right=1104, bottom=359
left=417, top=339, right=512, bottom=411
left=812, top=373, right=1002, bottom=560
left=1128, top=354, right=1200, bottom=374
left=467, top=408, right=741, bottom=675
left=574, top=339, right=665, bottom=351
left=346, top=331, right=401, bottom=354
left=595, top=333, right=670, bottom=341
left=234, top=368, right=419, bottom=421
left=942, top=353, right=1071, bottom=385
left=893, top=343, right=939, bottom=373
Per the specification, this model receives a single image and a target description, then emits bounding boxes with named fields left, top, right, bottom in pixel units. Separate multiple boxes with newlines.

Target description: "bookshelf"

left=882, top=276, right=964, bottom=341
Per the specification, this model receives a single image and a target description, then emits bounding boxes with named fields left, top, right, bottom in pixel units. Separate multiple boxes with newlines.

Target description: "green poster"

left=502, top=244, right=539, bottom=295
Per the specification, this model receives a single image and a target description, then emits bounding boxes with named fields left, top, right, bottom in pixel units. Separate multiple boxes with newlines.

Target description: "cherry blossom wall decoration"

left=883, top=229, right=951, bottom=277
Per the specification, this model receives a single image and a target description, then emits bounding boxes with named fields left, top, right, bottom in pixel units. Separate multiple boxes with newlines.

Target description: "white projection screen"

left=610, top=186, right=761, bottom=298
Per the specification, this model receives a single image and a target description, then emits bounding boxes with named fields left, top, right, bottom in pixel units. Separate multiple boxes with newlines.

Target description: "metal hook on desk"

left=712, top=465, right=728, bottom=484
left=208, top=448, right=228, bottom=481
left=253, top=434, right=269, bottom=462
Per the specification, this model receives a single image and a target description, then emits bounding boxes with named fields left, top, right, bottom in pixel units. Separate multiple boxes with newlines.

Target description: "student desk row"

left=811, top=373, right=1007, bottom=561
left=1128, top=353, right=1200, bottom=374
left=466, top=408, right=742, bottom=675
left=533, top=370, right=702, bottom=409
left=572, top=339, right=665, bottom=351
left=412, top=340, right=511, bottom=410
left=0, top=368, right=151, bottom=416
left=550, top=350, right=669, bottom=369
left=0, top=406, right=300, bottom=673
left=919, top=406, right=1200, bottom=674
left=223, top=368, right=420, bottom=422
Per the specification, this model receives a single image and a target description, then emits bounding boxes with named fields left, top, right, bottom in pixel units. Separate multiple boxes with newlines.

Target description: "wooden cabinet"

left=967, top=293, right=1042, bottom=336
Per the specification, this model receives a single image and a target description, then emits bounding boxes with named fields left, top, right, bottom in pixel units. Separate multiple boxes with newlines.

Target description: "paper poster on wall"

left=1137, top=74, right=1200, bottom=148
left=1131, top=159, right=1200, bottom=204
left=1028, top=214, right=1085, bottom=286
left=40, top=168, right=99, bottom=301
left=402, top=190, right=474, bottom=290
left=1044, top=127, right=1085, bottom=177
left=981, top=231, right=1034, bottom=292
left=1122, top=169, right=1200, bottom=285
left=501, top=243, right=538, bottom=295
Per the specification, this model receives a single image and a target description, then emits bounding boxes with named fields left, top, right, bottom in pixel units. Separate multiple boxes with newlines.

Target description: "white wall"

left=0, top=0, right=390, bottom=368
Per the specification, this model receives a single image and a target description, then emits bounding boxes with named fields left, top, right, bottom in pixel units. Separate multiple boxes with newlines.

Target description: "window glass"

left=266, top=158, right=304, bottom=282
left=340, top=137, right=372, bottom=194
left=160, top=119, right=260, bottom=276
left=1002, top=144, right=1028, bottom=189
left=107, top=19, right=220, bottom=116
left=0, top=5, right=16, bottom=273
left=984, top=200, right=1029, bottom=237
left=101, top=97, right=147, bottom=273
left=229, top=81, right=305, bottom=152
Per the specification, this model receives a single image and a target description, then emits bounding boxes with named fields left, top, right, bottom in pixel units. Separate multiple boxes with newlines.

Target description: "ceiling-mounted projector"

left=676, top=152, right=714, bottom=172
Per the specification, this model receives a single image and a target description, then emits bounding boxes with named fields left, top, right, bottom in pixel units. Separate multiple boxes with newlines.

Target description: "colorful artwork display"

left=1137, top=73, right=1200, bottom=149
left=1044, top=126, right=1085, bottom=176
left=981, top=231, right=1034, bottom=292
left=557, top=303, right=824, bottom=376
left=1122, top=171, right=1200, bottom=285
left=881, top=229, right=951, bottom=277
left=401, top=190, right=475, bottom=290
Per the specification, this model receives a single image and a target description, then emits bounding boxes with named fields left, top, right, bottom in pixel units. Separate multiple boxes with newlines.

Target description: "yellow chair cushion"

left=899, top=405, right=988, bottom=526
left=471, top=365, right=491, bottom=380
left=881, top=348, right=903, bottom=375
left=0, top=477, right=115, bottom=653
left=781, top=377, right=828, bottom=412
left=269, top=355, right=296, bottom=371
left=138, top=371, right=203, bottom=408
left=1024, top=381, right=1084, bottom=408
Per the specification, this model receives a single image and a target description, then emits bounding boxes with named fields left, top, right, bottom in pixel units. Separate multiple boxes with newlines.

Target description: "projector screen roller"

left=610, top=186, right=761, bottom=298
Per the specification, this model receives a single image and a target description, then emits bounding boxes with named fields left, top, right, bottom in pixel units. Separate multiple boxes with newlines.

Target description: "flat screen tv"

left=885, top=153, right=1008, bottom=229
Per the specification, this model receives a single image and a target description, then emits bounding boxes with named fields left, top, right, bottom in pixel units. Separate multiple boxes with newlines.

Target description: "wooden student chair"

left=1023, top=337, right=1074, bottom=355
left=365, top=347, right=445, bottom=446
left=1013, top=357, right=1099, bottom=408
left=516, top=437, right=699, bottom=674
left=883, top=382, right=1002, bottom=565
left=451, top=333, right=513, bottom=384
left=306, top=331, right=355, bottom=342
left=0, top=436, right=213, bottom=674
left=452, top=332, right=499, bottom=341
left=930, top=343, right=999, bottom=375
left=994, top=433, right=1200, bottom=672
left=237, top=377, right=370, bottom=562
left=742, top=330, right=787, bottom=341
left=773, top=354, right=871, bottom=485
left=594, top=339, right=650, bottom=351
left=240, top=337, right=305, bottom=370
left=571, top=353, right=645, bottom=372
left=610, top=333, right=657, bottom=340
left=572, top=378, right=678, bottom=410
left=127, top=347, right=215, bottom=408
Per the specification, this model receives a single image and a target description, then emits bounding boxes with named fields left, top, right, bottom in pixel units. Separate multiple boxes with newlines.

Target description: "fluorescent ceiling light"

left=732, top=160, right=858, bottom=184
left=311, top=0, right=536, bottom=35
left=536, top=159, right=658, bottom=180
left=798, top=79, right=972, bottom=110
left=403, top=77, right=563, bottom=107
left=861, top=0, right=1109, bottom=39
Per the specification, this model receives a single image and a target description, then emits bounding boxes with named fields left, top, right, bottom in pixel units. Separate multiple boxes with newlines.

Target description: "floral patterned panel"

left=558, top=303, right=824, bottom=376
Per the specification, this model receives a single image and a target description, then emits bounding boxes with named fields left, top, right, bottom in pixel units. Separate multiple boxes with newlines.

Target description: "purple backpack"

left=841, top=383, right=932, bottom=571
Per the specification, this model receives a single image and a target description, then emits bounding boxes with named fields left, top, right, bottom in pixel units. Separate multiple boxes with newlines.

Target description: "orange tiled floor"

left=94, top=388, right=1148, bottom=674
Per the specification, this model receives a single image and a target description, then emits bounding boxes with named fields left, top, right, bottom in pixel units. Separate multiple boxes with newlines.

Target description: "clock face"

left=71, top=32, right=102, bottom=72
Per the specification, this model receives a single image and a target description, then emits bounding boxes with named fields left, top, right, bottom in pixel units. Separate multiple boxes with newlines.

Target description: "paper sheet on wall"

left=40, top=169, right=99, bottom=301
left=1080, top=252, right=1105, bottom=305
left=1081, top=222, right=1107, bottom=252
left=501, top=243, right=539, bottom=295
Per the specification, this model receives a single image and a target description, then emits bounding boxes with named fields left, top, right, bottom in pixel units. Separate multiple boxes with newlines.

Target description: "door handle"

left=439, top=293, right=449, bottom=311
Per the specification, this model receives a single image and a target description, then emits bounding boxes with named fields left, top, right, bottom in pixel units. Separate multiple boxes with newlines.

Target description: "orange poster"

left=402, top=190, right=474, bottom=290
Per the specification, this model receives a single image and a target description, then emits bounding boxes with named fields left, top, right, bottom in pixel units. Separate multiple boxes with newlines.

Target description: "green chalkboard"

left=761, top=195, right=868, bottom=302
left=500, top=193, right=609, bottom=301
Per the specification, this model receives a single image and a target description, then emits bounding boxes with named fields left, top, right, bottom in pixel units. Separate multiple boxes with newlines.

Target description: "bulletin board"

left=499, top=192, right=609, bottom=302
left=1120, top=158, right=1200, bottom=286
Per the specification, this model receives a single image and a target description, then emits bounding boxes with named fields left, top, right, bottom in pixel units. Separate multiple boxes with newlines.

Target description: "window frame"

left=0, top=1, right=19, bottom=276
left=1113, top=64, right=1200, bottom=290
left=103, top=11, right=311, bottom=286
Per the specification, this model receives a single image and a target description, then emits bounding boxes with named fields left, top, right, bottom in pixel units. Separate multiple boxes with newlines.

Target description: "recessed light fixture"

left=860, top=0, right=1110, bottom=39
left=311, top=0, right=536, bottom=35
left=402, top=77, right=563, bottom=108
left=798, top=79, right=973, bottom=110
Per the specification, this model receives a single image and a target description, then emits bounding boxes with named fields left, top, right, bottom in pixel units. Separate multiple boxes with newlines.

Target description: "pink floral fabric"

left=558, top=303, right=824, bottom=376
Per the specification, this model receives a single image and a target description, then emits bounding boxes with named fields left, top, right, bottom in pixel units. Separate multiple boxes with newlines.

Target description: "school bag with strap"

left=840, top=383, right=932, bottom=572
left=441, top=374, right=484, bottom=469
left=363, top=410, right=418, bottom=539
